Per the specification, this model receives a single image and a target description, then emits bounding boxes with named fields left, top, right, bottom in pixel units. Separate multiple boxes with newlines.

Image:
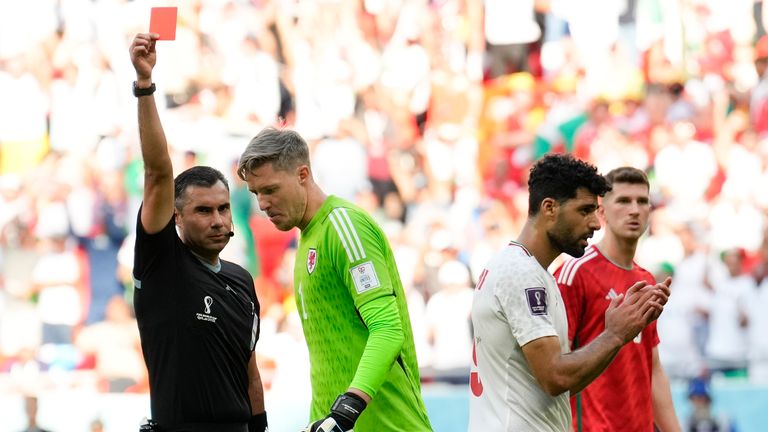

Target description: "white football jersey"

left=468, top=242, right=571, bottom=432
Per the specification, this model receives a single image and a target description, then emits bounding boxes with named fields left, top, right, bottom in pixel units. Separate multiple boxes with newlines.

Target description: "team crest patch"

left=525, top=287, right=547, bottom=316
left=307, top=248, right=317, bottom=274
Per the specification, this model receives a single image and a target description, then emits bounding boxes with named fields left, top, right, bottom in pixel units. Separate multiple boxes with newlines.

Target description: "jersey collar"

left=302, top=195, right=337, bottom=235
left=192, top=253, right=222, bottom=273
left=508, top=240, right=532, bottom=256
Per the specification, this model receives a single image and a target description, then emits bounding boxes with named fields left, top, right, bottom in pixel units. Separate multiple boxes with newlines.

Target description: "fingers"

left=607, top=293, right=623, bottom=311
left=622, top=279, right=670, bottom=309
left=616, top=281, right=667, bottom=325
left=622, top=281, right=648, bottom=305
left=623, top=284, right=654, bottom=308
left=652, top=287, right=670, bottom=307
left=643, top=280, right=671, bottom=312
left=635, top=291, right=660, bottom=317
left=642, top=299, right=664, bottom=322
left=657, top=278, right=672, bottom=304
left=632, top=284, right=667, bottom=323
left=130, top=33, right=159, bottom=55
left=134, top=33, right=160, bottom=44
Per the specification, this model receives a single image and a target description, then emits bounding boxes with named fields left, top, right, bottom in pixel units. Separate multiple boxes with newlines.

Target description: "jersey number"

left=298, top=282, right=308, bottom=320
left=470, top=340, right=483, bottom=396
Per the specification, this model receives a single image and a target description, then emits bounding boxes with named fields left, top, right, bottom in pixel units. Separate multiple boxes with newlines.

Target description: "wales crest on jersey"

left=307, top=248, right=317, bottom=274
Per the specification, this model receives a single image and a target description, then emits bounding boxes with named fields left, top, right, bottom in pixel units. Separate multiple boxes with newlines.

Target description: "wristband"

left=248, top=411, right=268, bottom=432
left=329, top=392, right=366, bottom=430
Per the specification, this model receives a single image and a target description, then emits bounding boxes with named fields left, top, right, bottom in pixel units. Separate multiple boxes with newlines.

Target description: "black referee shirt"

left=133, top=212, right=260, bottom=430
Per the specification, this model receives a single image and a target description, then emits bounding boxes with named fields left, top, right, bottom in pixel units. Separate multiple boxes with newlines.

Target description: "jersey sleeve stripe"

left=557, top=246, right=594, bottom=284
left=333, top=209, right=363, bottom=260
left=338, top=208, right=367, bottom=260
left=329, top=210, right=356, bottom=262
left=564, top=251, right=598, bottom=286
left=557, top=256, right=579, bottom=284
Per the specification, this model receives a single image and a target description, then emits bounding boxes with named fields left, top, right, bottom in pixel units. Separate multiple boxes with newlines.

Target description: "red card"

left=149, top=7, right=177, bottom=41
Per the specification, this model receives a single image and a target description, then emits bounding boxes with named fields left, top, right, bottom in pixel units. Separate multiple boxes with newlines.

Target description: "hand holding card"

left=149, top=7, right=178, bottom=41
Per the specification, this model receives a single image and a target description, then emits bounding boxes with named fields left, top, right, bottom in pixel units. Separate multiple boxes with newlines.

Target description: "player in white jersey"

left=468, top=154, right=671, bottom=432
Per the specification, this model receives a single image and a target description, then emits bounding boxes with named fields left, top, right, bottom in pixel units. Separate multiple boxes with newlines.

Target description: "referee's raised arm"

left=129, top=32, right=174, bottom=235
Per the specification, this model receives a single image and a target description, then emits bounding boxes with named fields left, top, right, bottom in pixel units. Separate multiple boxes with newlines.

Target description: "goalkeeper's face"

left=244, top=162, right=309, bottom=231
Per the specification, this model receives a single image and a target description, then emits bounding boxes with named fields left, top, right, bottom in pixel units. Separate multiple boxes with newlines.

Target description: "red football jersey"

left=554, top=245, right=659, bottom=432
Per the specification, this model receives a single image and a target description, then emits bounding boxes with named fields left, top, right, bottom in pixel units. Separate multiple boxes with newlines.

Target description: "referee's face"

left=177, top=181, right=233, bottom=262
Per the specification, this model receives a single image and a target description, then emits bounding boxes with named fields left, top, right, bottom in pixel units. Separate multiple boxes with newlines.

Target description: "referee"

left=129, top=33, right=268, bottom=432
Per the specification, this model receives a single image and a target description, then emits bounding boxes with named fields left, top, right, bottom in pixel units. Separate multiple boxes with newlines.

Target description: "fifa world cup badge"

left=307, top=248, right=317, bottom=274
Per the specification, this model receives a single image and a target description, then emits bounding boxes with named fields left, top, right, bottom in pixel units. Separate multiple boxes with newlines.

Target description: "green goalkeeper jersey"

left=294, top=195, right=432, bottom=431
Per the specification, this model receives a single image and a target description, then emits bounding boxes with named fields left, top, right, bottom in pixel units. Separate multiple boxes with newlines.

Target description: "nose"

left=212, top=210, right=225, bottom=228
left=257, top=196, right=270, bottom=213
left=628, top=201, right=640, bottom=215
left=589, top=214, right=601, bottom=231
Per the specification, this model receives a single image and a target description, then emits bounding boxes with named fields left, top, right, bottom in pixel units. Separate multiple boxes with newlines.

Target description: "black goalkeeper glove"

left=301, top=392, right=367, bottom=432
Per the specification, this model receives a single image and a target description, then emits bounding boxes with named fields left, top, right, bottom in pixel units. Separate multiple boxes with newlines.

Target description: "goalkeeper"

left=238, top=128, right=433, bottom=432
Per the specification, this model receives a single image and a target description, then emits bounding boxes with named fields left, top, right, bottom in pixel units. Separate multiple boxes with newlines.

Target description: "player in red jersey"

left=554, top=167, right=680, bottom=432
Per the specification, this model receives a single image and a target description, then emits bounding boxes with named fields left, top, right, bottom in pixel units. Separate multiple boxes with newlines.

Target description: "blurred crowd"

left=2, top=0, right=768, bottom=407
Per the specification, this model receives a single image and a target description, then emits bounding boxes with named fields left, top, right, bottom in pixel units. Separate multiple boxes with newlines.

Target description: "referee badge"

left=307, top=248, right=317, bottom=274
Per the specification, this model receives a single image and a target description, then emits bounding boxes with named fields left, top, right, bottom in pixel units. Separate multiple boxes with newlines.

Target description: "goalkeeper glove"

left=302, top=392, right=367, bottom=432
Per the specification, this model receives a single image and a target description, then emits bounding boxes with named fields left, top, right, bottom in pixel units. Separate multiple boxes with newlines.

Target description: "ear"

left=297, top=164, right=310, bottom=184
left=541, top=198, right=558, bottom=219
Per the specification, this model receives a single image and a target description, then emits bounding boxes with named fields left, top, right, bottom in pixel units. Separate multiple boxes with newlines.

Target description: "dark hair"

left=528, top=154, right=610, bottom=216
left=604, top=166, right=650, bottom=190
left=237, top=127, right=310, bottom=179
left=174, top=166, right=229, bottom=209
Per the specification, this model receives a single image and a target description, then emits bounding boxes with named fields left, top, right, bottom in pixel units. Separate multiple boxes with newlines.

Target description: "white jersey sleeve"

left=495, top=255, right=560, bottom=347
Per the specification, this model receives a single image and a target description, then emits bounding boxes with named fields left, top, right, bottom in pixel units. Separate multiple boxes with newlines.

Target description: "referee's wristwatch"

left=133, top=81, right=156, bottom=97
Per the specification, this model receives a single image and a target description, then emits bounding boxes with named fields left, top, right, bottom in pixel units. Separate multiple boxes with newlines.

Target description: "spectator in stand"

left=89, top=419, right=104, bottom=432
left=483, top=0, right=541, bottom=78
left=424, top=259, right=474, bottom=380
left=19, top=395, right=52, bottom=432
left=74, top=296, right=144, bottom=392
left=657, top=223, right=710, bottom=379
left=29, top=234, right=82, bottom=349
left=748, top=228, right=768, bottom=383
left=653, top=118, right=718, bottom=220
left=683, top=378, right=737, bottom=432
left=750, top=35, right=768, bottom=136
left=705, top=248, right=753, bottom=376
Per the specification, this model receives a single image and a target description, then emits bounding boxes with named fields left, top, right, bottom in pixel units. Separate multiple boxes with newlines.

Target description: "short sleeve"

left=132, top=205, right=176, bottom=295
left=326, top=206, right=395, bottom=308
left=494, top=260, right=558, bottom=347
